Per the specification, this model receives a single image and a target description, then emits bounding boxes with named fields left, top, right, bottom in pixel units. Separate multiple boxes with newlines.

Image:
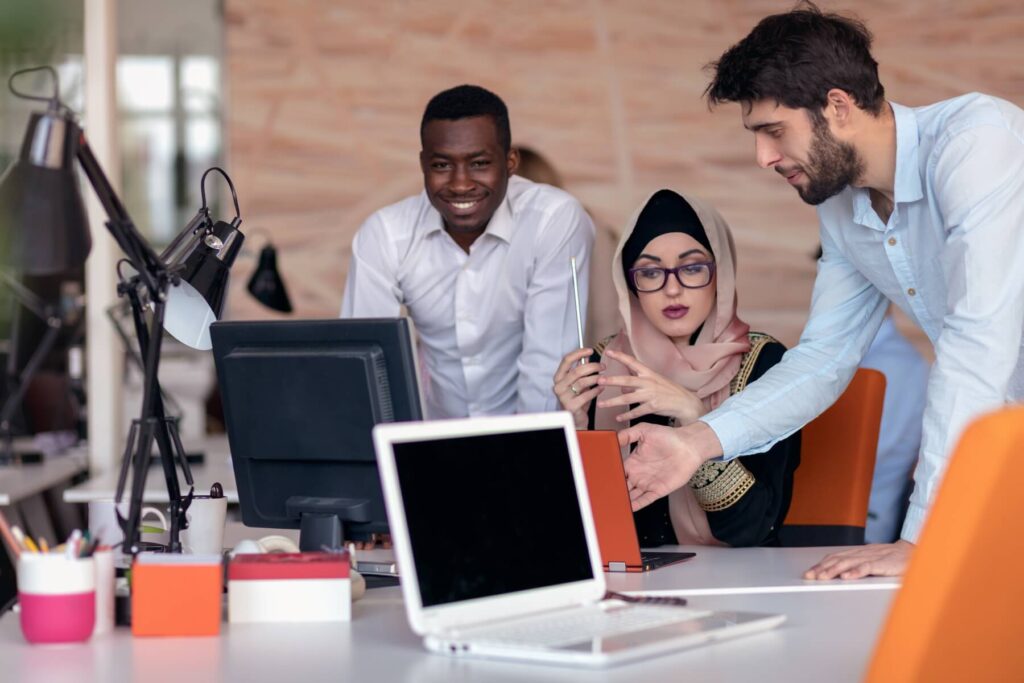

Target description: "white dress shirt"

left=703, top=94, right=1024, bottom=543
left=341, top=175, right=594, bottom=419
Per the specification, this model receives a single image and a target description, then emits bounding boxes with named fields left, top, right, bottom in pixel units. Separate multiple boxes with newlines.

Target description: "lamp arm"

left=74, top=131, right=166, bottom=295
left=0, top=321, right=62, bottom=458
left=0, top=271, right=55, bottom=323
left=105, top=301, right=186, bottom=420
left=70, top=123, right=195, bottom=553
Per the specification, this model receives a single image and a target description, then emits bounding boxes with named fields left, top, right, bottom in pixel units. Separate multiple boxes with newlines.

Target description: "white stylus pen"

left=570, top=257, right=585, bottom=364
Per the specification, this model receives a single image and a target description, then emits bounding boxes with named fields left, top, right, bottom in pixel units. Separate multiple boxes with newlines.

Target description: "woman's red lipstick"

left=662, top=305, right=689, bottom=320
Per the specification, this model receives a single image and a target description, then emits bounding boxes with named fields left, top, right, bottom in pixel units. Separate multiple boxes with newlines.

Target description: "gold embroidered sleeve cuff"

left=687, top=460, right=756, bottom=512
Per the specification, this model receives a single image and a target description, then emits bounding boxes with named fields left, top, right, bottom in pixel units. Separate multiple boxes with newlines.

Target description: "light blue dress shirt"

left=860, top=316, right=929, bottom=544
left=704, top=94, right=1024, bottom=543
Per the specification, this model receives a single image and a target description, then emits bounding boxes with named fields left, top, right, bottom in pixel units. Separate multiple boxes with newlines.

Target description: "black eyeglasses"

left=627, top=262, right=716, bottom=292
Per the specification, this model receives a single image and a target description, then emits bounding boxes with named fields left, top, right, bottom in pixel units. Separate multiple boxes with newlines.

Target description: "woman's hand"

left=595, top=348, right=705, bottom=424
left=553, top=348, right=605, bottom=430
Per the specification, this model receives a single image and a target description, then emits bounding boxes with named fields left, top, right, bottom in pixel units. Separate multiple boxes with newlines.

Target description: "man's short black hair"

left=705, top=2, right=885, bottom=118
left=420, top=85, right=511, bottom=152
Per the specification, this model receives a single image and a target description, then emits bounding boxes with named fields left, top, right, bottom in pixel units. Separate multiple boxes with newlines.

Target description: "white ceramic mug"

left=180, top=496, right=228, bottom=555
left=87, top=499, right=168, bottom=548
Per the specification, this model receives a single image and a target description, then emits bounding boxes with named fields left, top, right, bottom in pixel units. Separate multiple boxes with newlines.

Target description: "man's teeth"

left=451, top=201, right=477, bottom=209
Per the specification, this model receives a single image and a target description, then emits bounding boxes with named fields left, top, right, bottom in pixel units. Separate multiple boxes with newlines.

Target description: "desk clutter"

left=7, top=519, right=355, bottom=644
left=10, top=528, right=111, bottom=644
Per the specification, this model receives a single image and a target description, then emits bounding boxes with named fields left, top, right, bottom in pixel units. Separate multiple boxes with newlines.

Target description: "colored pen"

left=11, top=526, right=28, bottom=552
left=22, top=533, right=39, bottom=553
left=66, top=529, right=82, bottom=560
left=0, top=510, right=19, bottom=559
left=38, top=537, right=49, bottom=553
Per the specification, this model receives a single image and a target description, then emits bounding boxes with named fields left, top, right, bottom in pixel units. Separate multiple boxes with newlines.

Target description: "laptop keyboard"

left=456, top=602, right=709, bottom=648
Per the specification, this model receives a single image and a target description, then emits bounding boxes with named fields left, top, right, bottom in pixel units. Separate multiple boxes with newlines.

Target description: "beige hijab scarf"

left=595, top=189, right=750, bottom=544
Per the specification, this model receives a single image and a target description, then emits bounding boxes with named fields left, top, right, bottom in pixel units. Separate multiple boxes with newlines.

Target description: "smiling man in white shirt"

left=619, top=3, right=1024, bottom=579
left=342, top=85, right=595, bottom=419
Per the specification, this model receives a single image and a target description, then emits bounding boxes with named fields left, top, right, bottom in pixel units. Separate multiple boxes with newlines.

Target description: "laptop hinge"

left=608, top=561, right=628, bottom=573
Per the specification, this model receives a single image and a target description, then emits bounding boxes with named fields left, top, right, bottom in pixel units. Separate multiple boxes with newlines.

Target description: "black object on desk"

left=0, top=451, right=42, bottom=465
left=211, top=318, right=422, bottom=551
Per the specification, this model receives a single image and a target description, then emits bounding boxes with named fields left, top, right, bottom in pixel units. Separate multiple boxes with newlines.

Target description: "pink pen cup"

left=17, top=553, right=96, bottom=644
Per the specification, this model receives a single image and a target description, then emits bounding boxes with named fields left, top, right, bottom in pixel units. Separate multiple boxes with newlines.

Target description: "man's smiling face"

left=420, top=115, right=517, bottom=238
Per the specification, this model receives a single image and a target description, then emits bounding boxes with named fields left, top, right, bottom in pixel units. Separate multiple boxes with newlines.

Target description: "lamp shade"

left=0, top=111, right=91, bottom=274
left=246, top=244, right=293, bottom=313
left=163, top=220, right=244, bottom=350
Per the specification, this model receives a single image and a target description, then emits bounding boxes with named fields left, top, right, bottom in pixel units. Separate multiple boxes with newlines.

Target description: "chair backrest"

left=779, top=368, right=885, bottom=546
left=865, top=406, right=1024, bottom=682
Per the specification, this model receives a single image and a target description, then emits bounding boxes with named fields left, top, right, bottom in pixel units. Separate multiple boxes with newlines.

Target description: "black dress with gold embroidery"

left=587, top=333, right=801, bottom=547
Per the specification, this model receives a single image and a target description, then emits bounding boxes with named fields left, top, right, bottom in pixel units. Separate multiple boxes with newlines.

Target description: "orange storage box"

left=131, top=554, right=223, bottom=637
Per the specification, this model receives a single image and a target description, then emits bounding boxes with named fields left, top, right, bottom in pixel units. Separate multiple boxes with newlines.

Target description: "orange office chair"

left=865, top=406, right=1024, bottom=682
left=778, top=368, right=885, bottom=546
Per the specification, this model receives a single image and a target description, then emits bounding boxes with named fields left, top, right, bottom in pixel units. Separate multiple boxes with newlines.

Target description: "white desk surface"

left=608, top=545, right=901, bottom=595
left=0, top=548, right=897, bottom=682
left=63, top=436, right=238, bottom=504
left=0, top=452, right=89, bottom=506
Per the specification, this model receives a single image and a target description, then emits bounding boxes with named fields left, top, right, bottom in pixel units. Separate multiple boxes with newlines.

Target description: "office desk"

left=0, top=452, right=89, bottom=551
left=0, top=452, right=88, bottom=507
left=608, top=545, right=901, bottom=595
left=0, top=548, right=897, bottom=682
left=63, top=436, right=237, bottom=504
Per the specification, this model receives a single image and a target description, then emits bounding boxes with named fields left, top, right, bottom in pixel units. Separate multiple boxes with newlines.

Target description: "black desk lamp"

left=246, top=242, right=292, bottom=314
left=0, top=66, right=245, bottom=554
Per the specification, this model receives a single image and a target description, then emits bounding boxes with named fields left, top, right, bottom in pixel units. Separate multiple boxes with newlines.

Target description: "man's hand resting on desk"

left=803, top=540, right=914, bottom=580
left=618, top=421, right=721, bottom=511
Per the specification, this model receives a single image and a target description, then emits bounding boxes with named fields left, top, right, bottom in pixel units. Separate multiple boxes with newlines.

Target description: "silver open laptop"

left=372, top=411, right=784, bottom=667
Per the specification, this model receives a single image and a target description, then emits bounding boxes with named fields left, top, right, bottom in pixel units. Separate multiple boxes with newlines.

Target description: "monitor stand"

left=286, top=496, right=372, bottom=551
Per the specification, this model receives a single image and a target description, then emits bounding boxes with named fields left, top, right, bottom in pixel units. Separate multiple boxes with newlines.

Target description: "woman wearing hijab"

left=553, top=189, right=800, bottom=547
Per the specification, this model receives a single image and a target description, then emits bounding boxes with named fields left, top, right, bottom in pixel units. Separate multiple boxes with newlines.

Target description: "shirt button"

left=907, top=288, right=917, bottom=296
left=887, top=237, right=897, bottom=246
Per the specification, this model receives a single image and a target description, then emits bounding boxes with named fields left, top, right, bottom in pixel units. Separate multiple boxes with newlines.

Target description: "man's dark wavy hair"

left=704, top=2, right=885, bottom=118
left=421, top=84, right=511, bottom=152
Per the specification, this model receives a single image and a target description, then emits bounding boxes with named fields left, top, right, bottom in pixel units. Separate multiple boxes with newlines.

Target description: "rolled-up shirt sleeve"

left=515, top=200, right=595, bottom=413
left=901, top=125, right=1024, bottom=542
left=340, top=212, right=404, bottom=318
left=702, top=226, right=888, bottom=459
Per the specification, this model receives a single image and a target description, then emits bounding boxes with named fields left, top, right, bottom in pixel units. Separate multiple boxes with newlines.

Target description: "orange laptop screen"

left=576, top=430, right=642, bottom=569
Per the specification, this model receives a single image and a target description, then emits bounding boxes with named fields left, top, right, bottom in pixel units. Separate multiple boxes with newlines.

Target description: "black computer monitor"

left=210, top=318, right=423, bottom=550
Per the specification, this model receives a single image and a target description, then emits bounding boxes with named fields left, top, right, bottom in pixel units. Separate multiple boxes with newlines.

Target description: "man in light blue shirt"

left=620, top=4, right=1024, bottom=578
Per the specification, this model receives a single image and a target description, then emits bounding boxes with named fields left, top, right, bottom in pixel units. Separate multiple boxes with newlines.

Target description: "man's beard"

left=793, top=118, right=864, bottom=205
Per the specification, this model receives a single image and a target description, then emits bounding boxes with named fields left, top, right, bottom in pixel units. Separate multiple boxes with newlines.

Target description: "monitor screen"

left=393, top=427, right=593, bottom=608
left=211, top=318, right=422, bottom=543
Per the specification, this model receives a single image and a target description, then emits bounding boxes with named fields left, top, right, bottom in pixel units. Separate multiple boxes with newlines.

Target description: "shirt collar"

left=890, top=102, right=923, bottom=205
left=851, top=102, right=923, bottom=228
left=420, top=189, right=514, bottom=244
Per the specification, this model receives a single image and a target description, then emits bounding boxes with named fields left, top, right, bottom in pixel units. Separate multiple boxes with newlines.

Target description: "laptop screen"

left=393, top=426, right=594, bottom=608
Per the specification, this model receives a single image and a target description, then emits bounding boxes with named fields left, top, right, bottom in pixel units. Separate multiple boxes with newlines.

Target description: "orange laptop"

left=577, top=430, right=695, bottom=573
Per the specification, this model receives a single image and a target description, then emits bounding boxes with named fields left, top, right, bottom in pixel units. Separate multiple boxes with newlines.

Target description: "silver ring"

left=570, top=383, right=580, bottom=396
